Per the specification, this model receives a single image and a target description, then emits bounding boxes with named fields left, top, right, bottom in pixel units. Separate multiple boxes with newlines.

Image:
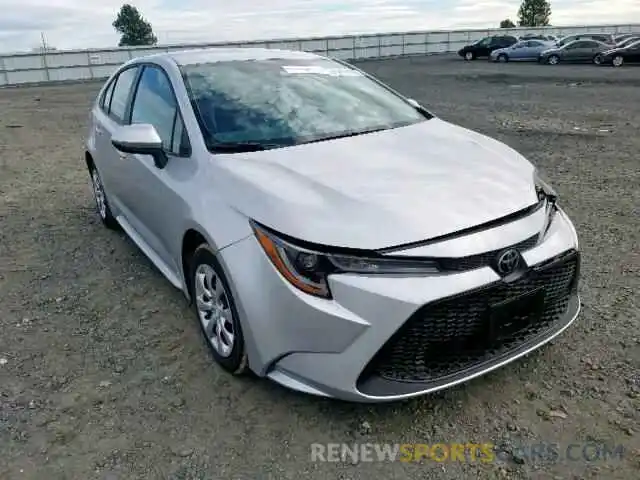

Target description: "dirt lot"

left=0, top=55, right=639, bottom=480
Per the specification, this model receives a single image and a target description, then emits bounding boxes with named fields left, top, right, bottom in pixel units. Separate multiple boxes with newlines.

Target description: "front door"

left=115, top=64, right=193, bottom=274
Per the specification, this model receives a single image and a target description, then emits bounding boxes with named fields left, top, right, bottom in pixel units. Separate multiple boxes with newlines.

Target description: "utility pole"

left=41, top=32, right=48, bottom=52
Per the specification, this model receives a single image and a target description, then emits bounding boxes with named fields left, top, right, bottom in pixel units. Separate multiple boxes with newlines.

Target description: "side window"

left=130, top=65, right=190, bottom=156
left=100, top=79, right=116, bottom=111
left=109, top=67, right=139, bottom=123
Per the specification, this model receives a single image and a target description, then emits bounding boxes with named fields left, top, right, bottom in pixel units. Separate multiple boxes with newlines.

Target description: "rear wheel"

left=497, top=53, right=509, bottom=63
left=89, top=165, right=119, bottom=230
left=189, top=244, right=248, bottom=375
left=612, top=55, right=624, bottom=67
left=593, top=54, right=603, bottom=65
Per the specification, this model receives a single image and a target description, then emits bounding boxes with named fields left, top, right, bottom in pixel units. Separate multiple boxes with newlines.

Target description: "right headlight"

left=252, top=222, right=440, bottom=299
left=533, top=169, right=558, bottom=203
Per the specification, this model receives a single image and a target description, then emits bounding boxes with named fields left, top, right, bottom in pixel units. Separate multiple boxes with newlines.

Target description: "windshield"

left=181, top=58, right=428, bottom=151
left=474, top=37, right=490, bottom=46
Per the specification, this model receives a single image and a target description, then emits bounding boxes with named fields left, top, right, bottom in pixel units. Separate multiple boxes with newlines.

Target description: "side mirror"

left=111, top=124, right=168, bottom=169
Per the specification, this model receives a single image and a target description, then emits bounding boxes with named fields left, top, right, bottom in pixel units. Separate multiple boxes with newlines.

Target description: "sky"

left=1, top=0, right=640, bottom=53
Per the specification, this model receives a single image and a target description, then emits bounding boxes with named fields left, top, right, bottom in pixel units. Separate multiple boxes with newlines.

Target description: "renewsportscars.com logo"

left=310, top=442, right=627, bottom=464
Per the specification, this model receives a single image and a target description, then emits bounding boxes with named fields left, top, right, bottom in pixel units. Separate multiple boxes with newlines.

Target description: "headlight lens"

left=252, top=223, right=439, bottom=299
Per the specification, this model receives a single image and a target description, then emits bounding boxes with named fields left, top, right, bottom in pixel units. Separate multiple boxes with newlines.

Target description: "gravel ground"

left=0, top=55, right=639, bottom=480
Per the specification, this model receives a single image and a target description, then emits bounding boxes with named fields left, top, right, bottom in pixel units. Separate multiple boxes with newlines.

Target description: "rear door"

left=581, top=40, right=605, bottom=60
left=562, top=41, right=590, bottom=62
left=92, top=66, right=141, bottom=215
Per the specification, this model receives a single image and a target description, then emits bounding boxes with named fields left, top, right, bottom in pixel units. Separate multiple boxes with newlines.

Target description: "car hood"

left=210, top=118, right=538, bottom=250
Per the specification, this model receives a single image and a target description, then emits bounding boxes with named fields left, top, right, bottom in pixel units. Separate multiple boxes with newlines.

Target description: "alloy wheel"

left=612, top=55, right=624, bottom=67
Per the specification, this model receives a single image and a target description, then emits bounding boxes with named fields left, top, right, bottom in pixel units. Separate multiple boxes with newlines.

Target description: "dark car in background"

left=595, top=40, right=640, bottom=67
left=555, top=33, right=615, bottom=47
left=458, top=35, right=518, bottom=60
left=539, top=39, right=610, bottom=65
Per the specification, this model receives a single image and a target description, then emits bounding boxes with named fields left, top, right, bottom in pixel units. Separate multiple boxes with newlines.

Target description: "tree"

left=113, top=4, right=158, bottom=47
left=517, top=0, right=552, bottom=27
left=500, top=19, right=516, bottom=28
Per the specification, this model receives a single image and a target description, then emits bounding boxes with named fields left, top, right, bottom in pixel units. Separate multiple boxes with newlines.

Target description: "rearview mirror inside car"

left=111, top=124, right=168, bottom=169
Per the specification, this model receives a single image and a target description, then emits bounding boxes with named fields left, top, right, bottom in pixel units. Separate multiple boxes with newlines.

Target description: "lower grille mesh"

left=362, top=251, right=579, bottom=384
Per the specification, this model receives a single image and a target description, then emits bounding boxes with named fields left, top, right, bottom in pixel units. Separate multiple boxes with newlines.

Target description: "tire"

left=89, top=164, right=119, bottom=230
left=612, top=55, right=624, bottom=67
left=464, top=51, right=475, bottom=61
left=593, top=54, right=603, bottom=65
left=547, top=54, right=560, bottom=65
left=189, top=244, right=248, bottom=375
left=497, top=53, right=509, bottom=63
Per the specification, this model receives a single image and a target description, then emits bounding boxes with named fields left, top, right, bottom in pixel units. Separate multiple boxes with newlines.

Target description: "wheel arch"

left=181, top=228, right=209, bottom=300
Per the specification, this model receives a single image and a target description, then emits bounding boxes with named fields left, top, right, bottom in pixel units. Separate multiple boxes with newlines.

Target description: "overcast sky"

left=1, top=0, right=639, bottom=53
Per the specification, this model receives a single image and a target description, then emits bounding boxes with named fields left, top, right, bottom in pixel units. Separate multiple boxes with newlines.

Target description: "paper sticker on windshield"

left=281, top=65, right=362, bottom=76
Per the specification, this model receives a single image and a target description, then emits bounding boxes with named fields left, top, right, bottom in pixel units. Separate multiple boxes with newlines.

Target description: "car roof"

left=129, top=47, right=321, bottom=67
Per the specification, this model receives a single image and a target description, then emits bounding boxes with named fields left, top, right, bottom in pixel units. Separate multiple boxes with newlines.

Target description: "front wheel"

left=547, top=54, right=560, bottom=65
left=612, top=55, right=624, bottom=67
left=497, top=53, right=508, bottom=63
left=464, top=51, right=475, bottom=61
left=593, top=54, right=603, bottom=65
left=189, top=244, right=248, bottom=375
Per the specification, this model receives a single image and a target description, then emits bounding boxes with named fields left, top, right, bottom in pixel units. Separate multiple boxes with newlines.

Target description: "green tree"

left=500, top=19, right=516, bottom=28
left=518, top=0, right=552, bottom=27
left=113, top=4, right=158, bottom=47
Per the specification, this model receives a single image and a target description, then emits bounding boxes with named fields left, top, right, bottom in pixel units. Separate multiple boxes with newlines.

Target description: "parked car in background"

left=458, top=35, right=518, bottom=60
left=594, top=39, right=640, bottom=67
left=490, top=39, right=554, bottom=62
left=615, top=36, right=640, bottom=48
left=539, top=39, right=610, bottom=65
left=555, top=33, right=615, bottom=47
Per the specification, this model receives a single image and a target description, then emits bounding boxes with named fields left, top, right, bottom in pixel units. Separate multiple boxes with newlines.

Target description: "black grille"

left=360, top=251, right=579, bottom=386
left=437, top=234, right=539, bottom=272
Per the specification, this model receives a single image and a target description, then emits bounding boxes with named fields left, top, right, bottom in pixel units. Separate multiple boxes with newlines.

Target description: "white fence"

left=1, top=23, right=638, bottom=86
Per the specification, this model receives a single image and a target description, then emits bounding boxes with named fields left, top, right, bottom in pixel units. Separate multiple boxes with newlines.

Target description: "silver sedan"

left=85, top=48, right=581, bottom=402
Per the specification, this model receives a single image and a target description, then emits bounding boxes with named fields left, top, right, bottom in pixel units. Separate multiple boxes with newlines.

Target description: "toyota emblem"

left=496, top=249, right=521, bottom=275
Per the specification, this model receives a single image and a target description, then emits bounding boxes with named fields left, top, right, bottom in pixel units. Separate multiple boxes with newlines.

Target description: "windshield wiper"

left=301, top=127, right=390, bottom=145
left=209, top=141, right=286, bottom=153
